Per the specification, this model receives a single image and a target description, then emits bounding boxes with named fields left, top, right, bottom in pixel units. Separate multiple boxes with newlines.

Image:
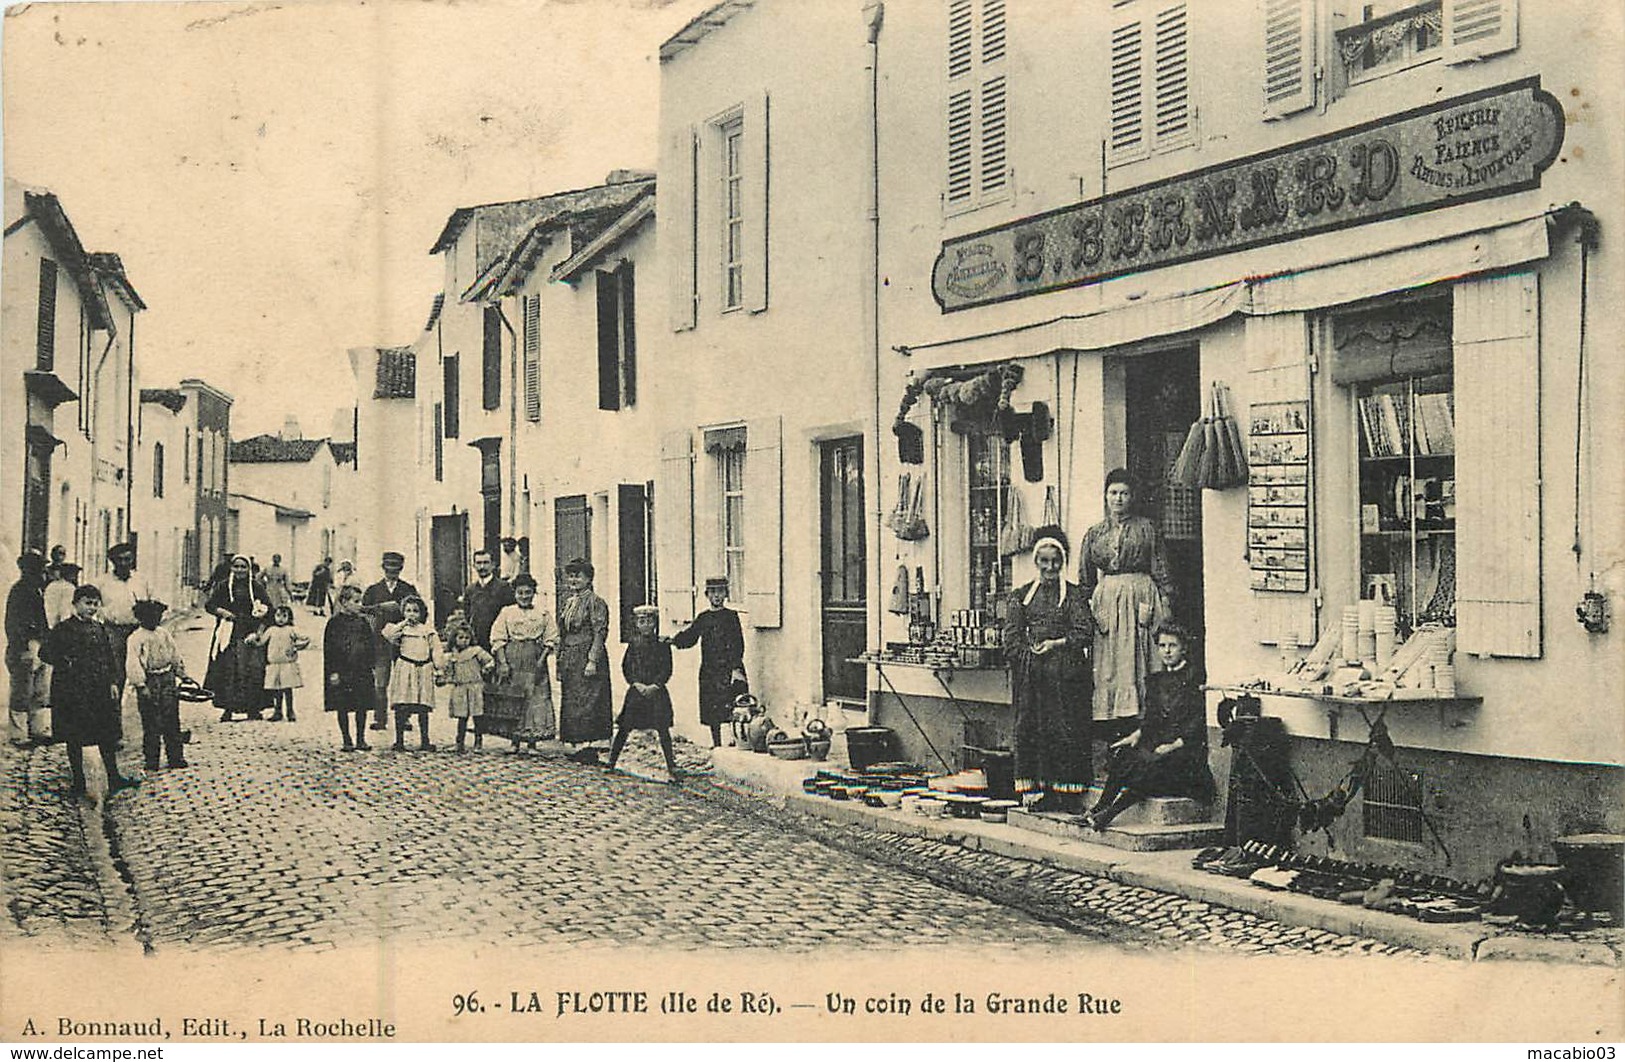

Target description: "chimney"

left=280, top=415, right=302, bottom=440
left=604, top=169, right=655, bottom=186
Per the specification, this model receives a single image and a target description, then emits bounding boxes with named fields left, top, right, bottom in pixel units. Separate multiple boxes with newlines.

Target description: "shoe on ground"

left=168, top=760, right=189, bottom=769
left=355, top=742, right=371, bottom=751
left=107, top=776, right=140, bottom=795
left=341, top=742, right=355, bottom=752
left=267, top=714, right=284, bottom=723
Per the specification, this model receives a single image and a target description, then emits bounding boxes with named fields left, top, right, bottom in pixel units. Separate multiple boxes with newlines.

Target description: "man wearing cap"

left=6, top=551, right=50, bottom=746
left=459, top=549, right=514, bottom=651
left=361, top=551, right=420, bottom=730
left=94, top=543, right=153, bottom=701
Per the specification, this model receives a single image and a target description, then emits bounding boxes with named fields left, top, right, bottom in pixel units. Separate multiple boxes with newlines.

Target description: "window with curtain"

left=705, top=427, right=748, bottom=601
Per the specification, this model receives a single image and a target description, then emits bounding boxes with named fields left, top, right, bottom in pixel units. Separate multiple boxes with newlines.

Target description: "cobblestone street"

left=1, top=610, right=1435, bottom=959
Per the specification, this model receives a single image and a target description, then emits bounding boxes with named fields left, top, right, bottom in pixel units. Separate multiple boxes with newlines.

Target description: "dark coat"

left=459, top=576, right=515, bottom=649
left=40, top=616, right=121, bottom=746
left=323, top=612, right=376, bottom=712
left=362, top=578, right=420, bottom=657
left=670, top=607, right=745, bottom=726
left=1110, top=664, right=1215, bottom=801
left=5, top=577, right=47, bottom=658
left=619, top=636, right=673, bottom=730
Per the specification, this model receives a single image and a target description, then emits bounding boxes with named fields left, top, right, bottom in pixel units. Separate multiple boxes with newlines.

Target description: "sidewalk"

left=706, top=746, right=1623, bottom=965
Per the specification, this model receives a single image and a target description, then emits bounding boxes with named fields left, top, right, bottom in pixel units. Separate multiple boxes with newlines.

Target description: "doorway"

left=1124, top=348, right=1205, bottom=668
left=554, top=495, right=591, bottom=606
left=430, top=513, right=469, bottom=628
left=819, top=437, right=866, bottom=704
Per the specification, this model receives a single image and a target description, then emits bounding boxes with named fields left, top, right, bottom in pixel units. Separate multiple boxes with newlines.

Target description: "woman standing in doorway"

left=1079, top=469, right=1175, bottom=738
left=1004, top=528, right=1094, bottom=813
left=555, top=559, right=613, bottom=762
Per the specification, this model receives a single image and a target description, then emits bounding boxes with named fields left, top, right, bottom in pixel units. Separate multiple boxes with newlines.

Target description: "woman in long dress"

left=555, top=558, right=613, bottom=760
left=489, top=573, right=558, bottom=753
left=305, top=557, right=332, bottom=615
left=1079, top=468, right=1175, bottom=738
left=204, top=554, right=274, bottom=722
left=1003, top=527, right=1094, bottom=813
left=263, top=554, right=293, bottom=611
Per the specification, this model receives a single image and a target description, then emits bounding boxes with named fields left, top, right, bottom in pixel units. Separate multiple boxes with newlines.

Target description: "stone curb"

left=706, top=748, right=1620, bottom=966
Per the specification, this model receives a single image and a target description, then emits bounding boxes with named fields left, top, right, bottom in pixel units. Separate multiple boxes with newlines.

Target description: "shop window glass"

left=721, top=446, right=746, bottom=600
left=967, top=430, right=1012, bottom=613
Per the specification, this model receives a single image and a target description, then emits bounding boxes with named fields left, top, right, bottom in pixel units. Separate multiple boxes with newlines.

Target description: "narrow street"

left=2, top=607, right=1430, bottom=959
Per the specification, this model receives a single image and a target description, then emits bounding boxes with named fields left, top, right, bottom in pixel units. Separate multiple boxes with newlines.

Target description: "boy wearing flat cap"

left=126, top=599, right=189, bottom=771
left=669, top=576, right=747, bottom=748
left=361, top=551, right=420, bottom=731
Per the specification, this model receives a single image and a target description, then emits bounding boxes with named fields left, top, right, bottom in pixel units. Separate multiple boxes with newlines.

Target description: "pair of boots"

left=606, top=726, right=681, bottom=784
left=453, top=720, right=484, bottom=753
left=392, top=708, right=433, bottom=751
left=66, top=743, right=139, bottom=798
left=9, top=709, right=50, bottom=747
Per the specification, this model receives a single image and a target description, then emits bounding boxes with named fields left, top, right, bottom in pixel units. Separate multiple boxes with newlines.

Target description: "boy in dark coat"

left=669, top=576, right=746, bottom=748
left=1084, top=623, right=1214, bottom=831
left=40, top=585, right=138, bottom=798
left=324, top=584, right=377, bottom=751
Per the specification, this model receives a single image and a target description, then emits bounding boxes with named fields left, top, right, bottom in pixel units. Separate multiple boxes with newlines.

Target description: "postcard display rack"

left=1247, top=401, right=1312, bottom=593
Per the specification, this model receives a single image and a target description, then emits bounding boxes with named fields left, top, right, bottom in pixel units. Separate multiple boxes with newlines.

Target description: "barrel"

left=843, top=726, right=896, bottom=772
left=1554, top=833, right=1625, bottom=920
left=976, top=747, right=1017, bottom=801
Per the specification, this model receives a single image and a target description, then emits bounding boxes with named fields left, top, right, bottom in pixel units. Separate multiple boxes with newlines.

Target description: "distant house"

left=227, top=427, right=356, bottom=577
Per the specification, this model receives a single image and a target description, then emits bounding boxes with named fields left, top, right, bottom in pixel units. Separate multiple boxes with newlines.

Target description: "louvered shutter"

left=597, top=271, right=621, bottom=411
left=1109, top=16, right=1147, bottom=161
left=946, top=0, right=1009, bottom=208
left=1455, top=273, right=1540, bottom=658
left=743, top=415, right=782, bottom=628
left=482, top=306, right=502, bottom=410
left=745, top=92, right=770, bottom=314
left=37, top=258, right=57, bottom=371
left=1263, top=0, right=1316, bottom=119
left=979, top=75, right=1008, bottom=199
left=666, top=124, right=698, bottom=332
left=946, top=88, right=975, bottom=205
left=619, top=265, right=637, bottom=407
left=657, top=430, right=696, bottom=627
left=522, top=295, right=541, bottom=422
left=1444, top=0, right=1517, bottom=62
left=442, top=354, right=460, bottom=438
left=617, top=483, right=649, bottom=642
left=1152, top=4, right=1191, bottom=149
left=1247, top=313, right=1319, bottom=646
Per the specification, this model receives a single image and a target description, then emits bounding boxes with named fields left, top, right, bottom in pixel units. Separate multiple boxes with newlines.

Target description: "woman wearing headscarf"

left=1079, top=468, right=1175, bottom=737
left=305, top=557, right=333, bottom=615
left=204, top=554, right=273, bottom=721
left=1003, top=525, right=1094, bottom=813
left=555, top=558, right=613, bottom=761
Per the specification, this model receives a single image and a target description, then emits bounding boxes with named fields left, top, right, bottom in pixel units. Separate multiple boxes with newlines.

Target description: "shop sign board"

left=931, top=79, right=1565, bottom=313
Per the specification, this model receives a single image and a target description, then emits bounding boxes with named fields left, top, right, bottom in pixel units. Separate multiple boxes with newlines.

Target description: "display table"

left=1203, top=683, right=1481, bottom=741
left=850, top=653, right=1011, bottom=772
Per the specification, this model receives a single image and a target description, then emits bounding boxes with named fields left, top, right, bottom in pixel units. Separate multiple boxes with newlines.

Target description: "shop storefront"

left=868, top=77, right=1619, bottom=879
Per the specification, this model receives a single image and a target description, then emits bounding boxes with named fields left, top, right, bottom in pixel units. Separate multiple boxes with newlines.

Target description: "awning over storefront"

left=898, top=210, right=1565, bottom=370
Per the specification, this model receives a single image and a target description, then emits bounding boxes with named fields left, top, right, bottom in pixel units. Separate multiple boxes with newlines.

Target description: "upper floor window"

left=152, top=443, right=165, bottom=499
left=1109, top=0, right=1191, bottom=166
left=482, top=305, right=502, bottom=410
left=945, top=0, right=1009, bottom=211
left=36, top=258, right=57, bottom=371
left=721, top=117, right=745, bottom=311
left=184, top=427, right=192, bottom=484
left=597, top=264, right=637, bottom=411
left=1264, top=0, right=1519, bottom=120
left=443, top=353, right=461, bottom=438
left=522, top=295, right=541, bottom=422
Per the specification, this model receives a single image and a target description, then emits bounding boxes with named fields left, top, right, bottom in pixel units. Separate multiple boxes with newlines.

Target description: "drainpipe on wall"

left=863, top=0, right=885, bottom=725
left=497, top=302, right=518, bottom=545
left=125, top=311, right=136, bottom=546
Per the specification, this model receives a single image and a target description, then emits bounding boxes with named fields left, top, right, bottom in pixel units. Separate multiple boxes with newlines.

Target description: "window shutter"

left=745, top=92, right=770, bottom=314
left=1263, top=0, right=1316, bottom=119
left=948, top=0, right=974, bottom=78
left=1444, top=0, right=1517, bottom=62
left=620, top=264, right=637, bottom=408
left=979, top=75, right=1009, bottom=199
left=597, top=271, right=621, bottom=411
left=617, top=483, right=649, bottom=642
left=946, top=88, right=975, bottom=205
left=37, top=258, right=57, bottom=371
left=667, top=125, right=698, bottom=332
left=482, top=306, right=502, bottom=410
left=1152, top=3, right=1191, bottom=148
left=522, top=295, right=541, bottom=422
left=1109, top=16, right=1147, bottom=161
left=443, top=354, right=460, bottom=438
left=743, top=415, right=782, bottom=628
left=1247, top=313, right=1319, bottom=646
left=980, top=0, right=1006, bottom=63
left=432, top=403, right=444, bottom=482
left=657, top=430, right=696, bottom=627
left=1455, top=272, right=1540, bottom=658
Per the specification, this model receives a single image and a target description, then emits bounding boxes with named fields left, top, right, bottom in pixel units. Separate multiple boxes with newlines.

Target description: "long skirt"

left=1010, top=646, right=1092, bottom=795
left=556, top=638, right=612, bottom=744
left=207, top=638, right=272, bottom=713
left=1090, top=571, right=1169, bottom=722
left=487, top=639, right=554, bottom=741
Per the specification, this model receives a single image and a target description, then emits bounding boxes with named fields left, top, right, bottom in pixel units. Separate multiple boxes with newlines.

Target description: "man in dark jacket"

left=458, top=549, right=514, bottom=650
left=6, top=551, right=50, bottom=746
left=360, top=551, right=419, bottom=730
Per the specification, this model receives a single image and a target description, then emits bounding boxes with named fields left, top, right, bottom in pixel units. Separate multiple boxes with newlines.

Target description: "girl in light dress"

left=382, top=595, right=442, bottom=751
left=263, top=605, right=310, bottom=723
left=489, top=573, right=559, bottom=755
left=438, top=620, right=495, bottom=753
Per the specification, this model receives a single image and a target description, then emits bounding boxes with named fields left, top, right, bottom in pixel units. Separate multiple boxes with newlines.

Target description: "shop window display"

left=967, top=430, right=1013, bottom=616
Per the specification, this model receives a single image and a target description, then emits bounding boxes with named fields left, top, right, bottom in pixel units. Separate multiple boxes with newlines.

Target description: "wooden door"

left=430, top=513, right=469, bottom=628
left=819, top=437, right=866, bottom=704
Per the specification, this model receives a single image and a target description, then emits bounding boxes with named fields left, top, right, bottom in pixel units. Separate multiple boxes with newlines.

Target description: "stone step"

left=1080, top=787, right=1212, bottom=827
left=1007, top=807, right=1226, bottom=852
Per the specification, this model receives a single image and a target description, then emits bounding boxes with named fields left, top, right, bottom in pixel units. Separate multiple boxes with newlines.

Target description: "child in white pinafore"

left=438, top=620, right=494, bottom=753
left=263, top=605, right=310, bottom=722
left=382, top=595, right=442, bottom=751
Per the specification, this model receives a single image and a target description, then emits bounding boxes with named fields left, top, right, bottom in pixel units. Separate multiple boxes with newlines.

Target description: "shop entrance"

left=819, top=437, right=866, bottom=705
left=1124, top=348, right=1205, bottom=668
left=429, top=512, right=469, bottom=628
